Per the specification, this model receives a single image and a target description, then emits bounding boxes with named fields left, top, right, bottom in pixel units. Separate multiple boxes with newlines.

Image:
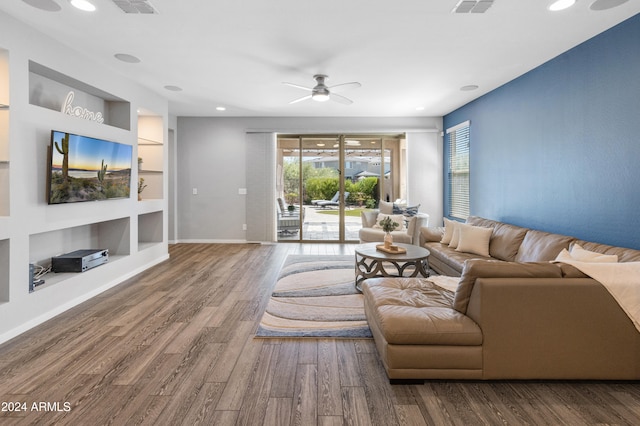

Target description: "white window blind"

left=446, top=121, right=470, bottom=220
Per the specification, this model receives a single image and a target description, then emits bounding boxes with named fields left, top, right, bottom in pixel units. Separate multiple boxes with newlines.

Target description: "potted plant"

left=287, top=204, right=296, bottom=213
left=379, top=216, right=399, bottom=248
left=138, top=177, right=147, bottom=201
left=138, top=157, right=143, bottom=171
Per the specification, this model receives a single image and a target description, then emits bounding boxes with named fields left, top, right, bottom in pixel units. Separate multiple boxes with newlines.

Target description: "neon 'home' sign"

left=61, top=91, right=105, bottom=124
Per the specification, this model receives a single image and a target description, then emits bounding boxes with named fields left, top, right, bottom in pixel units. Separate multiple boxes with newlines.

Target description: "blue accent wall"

left=444, top=13, right=640, bottom=250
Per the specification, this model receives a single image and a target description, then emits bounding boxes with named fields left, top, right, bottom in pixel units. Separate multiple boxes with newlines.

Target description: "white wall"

left=176, top=116, right=443, bottom=242
left=407, top=131, right=443, bottom=227
left=0, top=11, right=169, bottom=343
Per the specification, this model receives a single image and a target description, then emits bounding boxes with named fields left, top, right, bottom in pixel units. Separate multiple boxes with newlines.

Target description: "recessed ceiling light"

left=416, top=106, right=425, bottom=111
left=548, top=0, right=576, bottom=11
left=590, top=0, right=628, bottom=10
left=164, top=85, right=182, bottom=92
left=460, top=85, right=479, bottom=91
left=114, top=53, right=140, bottom=63
left=70, top=0, right=96, bottom=11
left=216, top=106, right=226, bottom=111
left=22, top=0, right=61, bottom=12
left=316, top=143, right=325, bottom=147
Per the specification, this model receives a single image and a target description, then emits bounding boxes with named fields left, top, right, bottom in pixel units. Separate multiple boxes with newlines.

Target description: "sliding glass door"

left=276, top=134, right=405, bottom=242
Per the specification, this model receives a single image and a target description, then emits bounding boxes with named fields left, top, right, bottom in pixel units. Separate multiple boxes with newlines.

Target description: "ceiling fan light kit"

left=284, top=74, right=361, bottom=105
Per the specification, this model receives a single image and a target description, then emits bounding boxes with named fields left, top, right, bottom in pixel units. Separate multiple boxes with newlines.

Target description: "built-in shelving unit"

left=0, top=16, right=168, bottom=344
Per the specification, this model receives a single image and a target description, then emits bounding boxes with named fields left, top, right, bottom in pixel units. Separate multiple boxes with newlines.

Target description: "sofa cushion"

left=466, top=216, right=528, bottom=261
left=453, top=259, right=563, bottom=313
left=456, top=223, right=492, bottom=257
left=421, top=226, right=444, bottom=243
left=425, top=242, right=492, bottom=276
left=363, top=278, right=482, bottom=346
left=514, top=229, right=575, bottom=263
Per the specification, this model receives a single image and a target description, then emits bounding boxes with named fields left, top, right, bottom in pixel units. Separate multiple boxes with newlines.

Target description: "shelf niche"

left=138, top=211, right=163, bottom=251
left=30, top=217, right=131, bottom=273
left=137, top=114, right=163, bottom=200
left=28, top=61, right=130, bottom=130
left=0, top=239, right=8, bottom=303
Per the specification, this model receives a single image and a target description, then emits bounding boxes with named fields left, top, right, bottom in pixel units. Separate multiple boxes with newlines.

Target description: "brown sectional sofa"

left=362, top=216, right=640, bottom=381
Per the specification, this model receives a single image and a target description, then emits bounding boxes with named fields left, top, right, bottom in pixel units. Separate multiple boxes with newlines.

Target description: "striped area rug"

left=256, top=255, right=372, bottom=338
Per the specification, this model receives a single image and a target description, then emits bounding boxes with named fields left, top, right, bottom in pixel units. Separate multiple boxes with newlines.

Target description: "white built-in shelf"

left=137, top=199, right=163, bottom=214
left=138, top=137, right=162, bottom=145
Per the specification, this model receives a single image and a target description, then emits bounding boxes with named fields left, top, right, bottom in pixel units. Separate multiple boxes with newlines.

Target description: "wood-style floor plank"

left=0, top=243, right=639, bottom=425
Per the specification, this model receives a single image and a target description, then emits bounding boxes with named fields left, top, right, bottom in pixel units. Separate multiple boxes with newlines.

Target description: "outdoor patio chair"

left=277, top=197, right=303, bottom=235
left=315, top=191, right=349, bottom=208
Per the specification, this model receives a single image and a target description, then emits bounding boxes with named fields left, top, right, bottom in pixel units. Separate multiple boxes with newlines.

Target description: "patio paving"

left=278, top=205, right=363, bottom=241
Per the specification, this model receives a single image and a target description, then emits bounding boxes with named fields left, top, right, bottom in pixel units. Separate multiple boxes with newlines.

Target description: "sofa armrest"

left=419, top=226, right=444, bottom=246
left=361, top=209, right=379, bottom=228
left=466, top=277, right=640, bottom=379
left=407, top=213, right=430, bottom=245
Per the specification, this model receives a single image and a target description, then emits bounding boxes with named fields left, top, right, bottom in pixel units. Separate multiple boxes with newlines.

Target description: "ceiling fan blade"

left=330, top=93, right=353, bottom=105
left=283, top=82, right=312, bottom=91
left=328, top=82, right=361, bottom=93
left=289, top=94, right=312, bottom=104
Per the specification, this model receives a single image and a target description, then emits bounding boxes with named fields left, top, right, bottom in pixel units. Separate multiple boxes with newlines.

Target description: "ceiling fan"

left=283, top=74, right=361, bottom=105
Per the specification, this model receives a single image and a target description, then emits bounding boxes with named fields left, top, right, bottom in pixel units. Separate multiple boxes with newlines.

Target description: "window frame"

left=445, top=120, right=470, bottom=221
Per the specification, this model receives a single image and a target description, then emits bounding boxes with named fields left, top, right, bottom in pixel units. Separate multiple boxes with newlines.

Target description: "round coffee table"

left=354, top=243, right=431, bottom=292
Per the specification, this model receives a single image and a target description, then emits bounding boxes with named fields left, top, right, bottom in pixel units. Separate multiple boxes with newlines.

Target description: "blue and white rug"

left=256, top=255, right=372, bottom=338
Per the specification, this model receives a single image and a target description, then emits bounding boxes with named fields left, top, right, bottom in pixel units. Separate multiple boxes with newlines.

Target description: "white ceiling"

left=2, top=0, right=639, bottom=117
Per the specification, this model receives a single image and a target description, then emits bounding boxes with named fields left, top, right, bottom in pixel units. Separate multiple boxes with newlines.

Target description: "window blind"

left=446, top=121, right=470, bottom=220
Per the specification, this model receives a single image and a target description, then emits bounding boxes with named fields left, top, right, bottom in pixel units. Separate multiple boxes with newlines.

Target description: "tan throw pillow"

left=449, top=221, right=462, bottom=249
left=569, top=244, right=619, bottom=263
left=455, top=223, right=492, bottom=257
left=373, top=214, right=406, bottom=231
left=440, top=218, right=455, bottom=244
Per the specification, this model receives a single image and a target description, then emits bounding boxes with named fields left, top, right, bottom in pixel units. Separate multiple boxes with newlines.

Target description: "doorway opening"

left=276, top=134, right=406, bottom=242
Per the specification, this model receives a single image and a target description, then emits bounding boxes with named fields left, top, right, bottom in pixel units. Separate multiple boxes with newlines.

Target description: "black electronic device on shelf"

left=51, top=249, right=109, bottom=273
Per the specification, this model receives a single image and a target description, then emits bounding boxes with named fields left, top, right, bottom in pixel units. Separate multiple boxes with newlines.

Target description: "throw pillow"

left=393, top=203, right=420, bottom=217
left=372, top=214, right=406, bottom=231
left=379, top=200, right=393, bottom=215
left=562, top=244, right=619, bottom=263
left=455, top=223, right=493, bottom=257
left=449, top=221, right=462, bottom=249
left=440, top=218, right=456, bottom=244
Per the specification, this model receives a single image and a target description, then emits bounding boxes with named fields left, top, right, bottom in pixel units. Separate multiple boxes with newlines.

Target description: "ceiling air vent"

left=453, top=0, right=494, bottom=13
left=112, top=0, right=158, bottom=14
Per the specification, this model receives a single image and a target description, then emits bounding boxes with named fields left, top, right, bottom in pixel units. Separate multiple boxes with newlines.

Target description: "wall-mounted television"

left=48, top=130, right=133, bottom=204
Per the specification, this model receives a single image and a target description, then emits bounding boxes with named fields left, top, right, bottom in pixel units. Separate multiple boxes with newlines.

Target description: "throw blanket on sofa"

left=557, top=260, right=640, bottom=333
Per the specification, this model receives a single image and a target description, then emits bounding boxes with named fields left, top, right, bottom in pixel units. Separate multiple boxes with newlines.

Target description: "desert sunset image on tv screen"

left=49, top=130, right=133, bottom=204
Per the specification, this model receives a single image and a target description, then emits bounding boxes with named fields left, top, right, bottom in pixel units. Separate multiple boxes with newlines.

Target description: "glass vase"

left=384, top=232, right=393, bottom=249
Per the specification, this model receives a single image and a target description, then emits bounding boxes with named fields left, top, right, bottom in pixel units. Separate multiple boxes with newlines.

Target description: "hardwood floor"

left=1, top=243, right=639, bottom=425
